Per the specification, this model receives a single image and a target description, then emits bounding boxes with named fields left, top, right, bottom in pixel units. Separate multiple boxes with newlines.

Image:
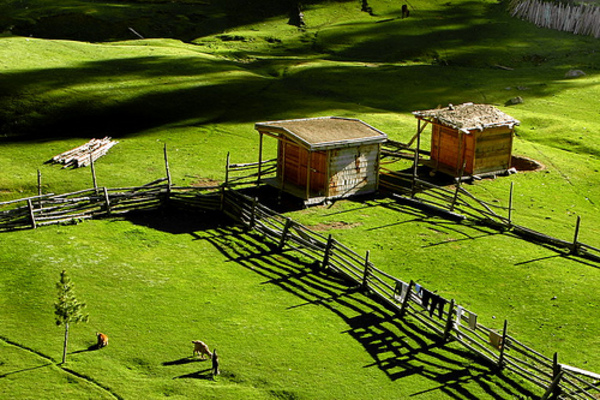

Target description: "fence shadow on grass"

left=192, top=225, right=536, bottom=400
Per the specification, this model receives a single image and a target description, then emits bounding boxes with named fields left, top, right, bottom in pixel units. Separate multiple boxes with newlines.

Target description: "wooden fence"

left=379, top=167, right=600, bottom=264
left=1, top=150, right=599, bottom=397
left=509, top=0, right=600, bottom=38
left=220, top=188, right=600, bottom=400
left=224, top=153, right=277, bottom=187
left=0, top=180, right=223, bottom=232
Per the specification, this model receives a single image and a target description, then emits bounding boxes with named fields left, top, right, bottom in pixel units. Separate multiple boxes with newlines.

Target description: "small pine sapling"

left=54, top=270, right=89, bottom=364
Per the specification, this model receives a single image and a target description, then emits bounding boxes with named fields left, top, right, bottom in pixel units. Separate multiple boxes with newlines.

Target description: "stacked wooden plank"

left=50, top=137, right=119, bottom=168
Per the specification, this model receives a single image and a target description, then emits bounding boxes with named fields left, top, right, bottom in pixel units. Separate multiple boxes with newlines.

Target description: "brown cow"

left=96, top=332, right=108, bottom=349
left=191, top=340, right=212, bottom=359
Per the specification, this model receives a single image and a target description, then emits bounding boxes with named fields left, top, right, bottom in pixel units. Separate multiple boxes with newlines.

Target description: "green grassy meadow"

left=1, top=0, right=599, bottom=399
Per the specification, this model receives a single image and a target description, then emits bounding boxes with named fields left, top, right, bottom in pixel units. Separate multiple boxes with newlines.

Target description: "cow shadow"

left=162, top=357, right=207, bottom=366
left=70, top=344, right=102, bottom=355
left=173, top=368, right=213, bottom=380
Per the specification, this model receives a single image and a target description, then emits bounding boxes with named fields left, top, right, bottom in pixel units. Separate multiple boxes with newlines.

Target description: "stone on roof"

left=412, top=103, right=520, bottom=132
left=255, top=117, right=388, bottom=150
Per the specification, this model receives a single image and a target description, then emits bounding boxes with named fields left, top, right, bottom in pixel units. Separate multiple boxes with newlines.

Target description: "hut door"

left=279, top=142, right=327, bottom=195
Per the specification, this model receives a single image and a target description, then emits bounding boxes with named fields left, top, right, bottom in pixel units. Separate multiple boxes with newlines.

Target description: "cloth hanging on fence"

left=436, top=297, right=446, bottom=319
left=489, top=331, right=503, bottom=350
left=454, top=305, right=464, bottom=339
left=421, top=289, right=432, bottom=310
left=394, top=281, right=408, bottom=302
left=428, top=293, right=438, bottom=317
left=465, top=310, right=478, bottom=330
left=455, top=306, right=464, bottom=327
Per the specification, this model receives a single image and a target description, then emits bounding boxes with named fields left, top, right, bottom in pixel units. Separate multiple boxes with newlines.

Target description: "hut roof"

left=255, top=117, right=388, bottom=150
left=412, top=103, right=520, bottom=133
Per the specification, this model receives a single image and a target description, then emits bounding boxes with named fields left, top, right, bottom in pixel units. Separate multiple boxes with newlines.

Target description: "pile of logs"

left=49, top=137, right=119, bottom=168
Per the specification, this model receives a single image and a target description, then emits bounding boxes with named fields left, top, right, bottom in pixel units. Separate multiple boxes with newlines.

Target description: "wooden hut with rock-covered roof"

left=254, top=117, right=388, bottom=205
left=412, top=103, right=520, bottom=178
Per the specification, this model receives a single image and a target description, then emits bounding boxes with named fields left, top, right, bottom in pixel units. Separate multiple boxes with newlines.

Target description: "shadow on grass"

left=1, top=0, right=599, bottom=142
left=69, top=344, right=101, bottom=355
left=173, top=368, right=213, bottom=380
left=188, top=224, right=537, bottom=400
left=162, top=357, right=206, bottom=366
left=120, top=192, right=548, bottom=399
left=0, top=363, right=53, bottom=378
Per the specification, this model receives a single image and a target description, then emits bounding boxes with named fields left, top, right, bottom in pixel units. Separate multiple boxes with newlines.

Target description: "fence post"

left=508, top=182, right=514, bottom=227
left=37, top=169, right=42, bottom=210
left=411, top=124, right=421, bottom=198
left=103, top=187, right=111, bottom=215
left=163, top=143, right=172, bottom=193
left=219, top=186, right=225, bottom=212
left=277, top=218, right=293, bottom=251
left=249, top=197, right=258, bottom=230
left=441, top=299, right=455, bottom=343
left=361, top=250, right=371, bottom=291
left=399, top=280, right=414, bottom=318
left=27, top=199, right=36, bottom=229
left=541, top=353, right=563, bottom=400
left=450, top=161, right=466, bottom=211
left=322, top=235, right=334, bottom=269
left=497, top=319, right=508, bottom=369
left=571, top=216, right=581, bottom=255
left=225, top=152, right=230, bottom=187
left=90, top=152, right=98, bottom=193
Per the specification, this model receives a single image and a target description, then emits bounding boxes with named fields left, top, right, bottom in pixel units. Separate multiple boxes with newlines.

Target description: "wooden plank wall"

left=472, top=127, right=513, bottom=174
left=431, top=125, right=513, bottom=176
left=328, top=144, right=379, bottom=198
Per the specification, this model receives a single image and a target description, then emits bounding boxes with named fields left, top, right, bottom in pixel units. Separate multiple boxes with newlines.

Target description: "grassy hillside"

left=1, top=0, right=599, bottom=399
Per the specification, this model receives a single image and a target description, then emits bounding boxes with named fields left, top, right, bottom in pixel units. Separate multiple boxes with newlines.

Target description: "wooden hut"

left=412, top=103, right=520, bottom=177
left=254, top=117, right=388, bottom=205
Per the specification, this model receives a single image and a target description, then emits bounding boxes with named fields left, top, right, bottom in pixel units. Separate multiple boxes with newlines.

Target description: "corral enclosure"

left=255, top=117, right=388, bottom=204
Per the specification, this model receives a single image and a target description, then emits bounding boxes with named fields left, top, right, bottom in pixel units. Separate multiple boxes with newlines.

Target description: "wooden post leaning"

left=277, top=218, right=293, bottom=251
left=90, top=152, right=98, bottom=193
left=361, top=250, right=371, bottom=291
left=321, top=235, right=334, bottom=269
left=571, top=216, right=581, bottom=255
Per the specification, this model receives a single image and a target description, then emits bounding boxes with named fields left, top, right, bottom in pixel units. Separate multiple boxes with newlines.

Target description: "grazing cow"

left=192, top=340, right=212, bottom=359
left=211, top=349, right=220, bottom=377
left=96, top=332, right=108, bottom=349
left=402, top=4, right=410, bottom=18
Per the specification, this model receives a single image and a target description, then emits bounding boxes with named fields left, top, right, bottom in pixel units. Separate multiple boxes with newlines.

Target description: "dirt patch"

left=191, top=178, right=222, bottom=187
left=308, top=221, right=362, bottom=231
left=511, top=155, right=544, bottom=172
